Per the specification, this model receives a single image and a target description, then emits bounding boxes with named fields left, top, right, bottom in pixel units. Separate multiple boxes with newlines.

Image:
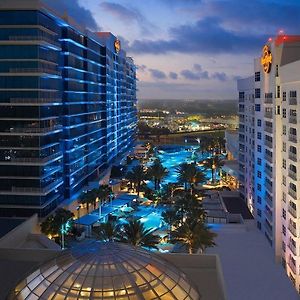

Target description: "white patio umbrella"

left=121, top=206, right=134, bottom=213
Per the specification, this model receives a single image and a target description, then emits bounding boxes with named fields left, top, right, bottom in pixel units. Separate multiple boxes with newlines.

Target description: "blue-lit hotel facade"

left=0, top=1, right=137, bottom=217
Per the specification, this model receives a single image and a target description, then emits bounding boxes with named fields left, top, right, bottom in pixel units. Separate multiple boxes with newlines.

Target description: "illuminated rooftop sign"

left=261, top=45, right=272, bottom=73
left=114, top=39, right=121, bottom=53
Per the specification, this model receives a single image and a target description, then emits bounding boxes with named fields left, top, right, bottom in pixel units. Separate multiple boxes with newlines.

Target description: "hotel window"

left=282, top=108, right=286, bottom=118
left=277, top=86, right=280, bottom=98
left=255, top=88, right=261, bottom=99
left=283, top=159, right=286, bottom=169
left=257, top=119, right=261, bottom=126
left=257, top=132, right=262, bottom=139
left=282, top=225, right=286, bottom=236
left=257, top=158, right=262, bottom=165
left=255, top=72, right=260, bottom=82
left=282, top=209, right=286, bottom=220
left=282, top=175, right=286, bottom=186
left=257, top=183, right=261, bottom=191
left=282, top=241, right=286, bottom=253
left=257, top=209, right=261, bottom=216
left=276, top=65, right=279, bottom=77
left=257, top=195, right=262, bottom=204
left=257, top=221, right=261, bottom=229
left=282, top=192, right=286, bottom=203
left=257, top=171, right=262, bottom=178
left=290, top=90, right=297, bottom=98
left=283, top=91, right=286, bottom=101
left=283, top=125, right=286, bottom=135
left=255, top=104, right=261, bottom=111
left=257, top=145, right=262, bottom=152
left=283, top=142, right=286, bottom=152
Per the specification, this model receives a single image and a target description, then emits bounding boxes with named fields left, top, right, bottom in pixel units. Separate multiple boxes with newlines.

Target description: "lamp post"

left=97, top=197, right=102, bottom=221
left=110, top=193, right=114, bottom=206
left=76, top=205, right=81, bottom=227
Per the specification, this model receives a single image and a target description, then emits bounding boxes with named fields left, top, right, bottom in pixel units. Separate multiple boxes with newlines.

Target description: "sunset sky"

left=48, top=0, right=300, bottom=100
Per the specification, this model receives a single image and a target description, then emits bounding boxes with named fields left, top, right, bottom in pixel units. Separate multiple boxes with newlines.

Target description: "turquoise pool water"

left=146, top=145, right=212, bottom=188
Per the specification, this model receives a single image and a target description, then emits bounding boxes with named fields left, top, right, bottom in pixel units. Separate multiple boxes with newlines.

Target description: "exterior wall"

left=0, top=1, right=137, bottom=217
left=225, top=130, right=239, bottom=160
left=238, top=34, right=300, bottom=293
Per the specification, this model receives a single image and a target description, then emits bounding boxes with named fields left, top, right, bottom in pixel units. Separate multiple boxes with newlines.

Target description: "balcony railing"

left=265, top=126, right=273, bottom=133
left=264, top=153, right=273, bottom=163
left=265, top=209, right=273, bottom=222
left=6, top=152, right=62, bottom=164
left=9, top=98, right=61, bottom=104
left=289, top=152, right=297, bottom=162
left=288, top=243, right=297, bottom=256
left=8, top=68, right=61, bottom=75
left=265, top=193, right=273, bottom=207
left=8, top=35, right=60, bottom=47
left=264, top=97, right=273, bottom=104
left=289, top=134, right=297, bottom=143
left=289, top=116, right=297, bottom=124
left=265, top=167, right=272, bottom=178
left=265, top=181, right=273, bottom=193
left=11, top=180, right=63, bottom=195
left=288, top=206, right=297, bottom=219
left=1, top=125, right=63, bottom=134
left=265, top=112, right=273, bottom=119
left=289, top=188, right=297, bottom=200
left=265, top=140, right=273, bottom=148
left=288, top=224, right=298, bottom=238
left=289, top=97, right=297, bottom=105
left=289, top=170, right=297, bottom=181
left=288, top=259, right=297, bottom=274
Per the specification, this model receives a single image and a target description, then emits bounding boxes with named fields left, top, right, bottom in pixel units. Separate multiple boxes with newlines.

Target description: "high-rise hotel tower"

left=238, top=34, right=300, bottom=291
left=0, top=0, right=137, bottom=217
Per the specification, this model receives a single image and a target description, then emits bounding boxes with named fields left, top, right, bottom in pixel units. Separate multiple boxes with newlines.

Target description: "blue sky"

left=53, top=0, right=300, bottom=100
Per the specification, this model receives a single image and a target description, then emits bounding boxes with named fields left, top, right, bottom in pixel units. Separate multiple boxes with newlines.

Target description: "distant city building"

left=0, top=0, right=137, bottom=217
left=238, top=33, right=300, bottom=291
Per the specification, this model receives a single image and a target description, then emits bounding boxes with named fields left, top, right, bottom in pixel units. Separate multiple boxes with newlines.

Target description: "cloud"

left=149, top=68, right=167, bottom=80
left=169, top=72, right=178, bottom=80
left=44, top=0, right=99, bottom=30
left=128, top=17, right=266, bottom=55
left=137, top=65, right=147, bottom=72
left=100, top=2, right=155, bottom=35
left=211, top=72, right=228, bottom=82
left=180, top=64, right=209, bottom=80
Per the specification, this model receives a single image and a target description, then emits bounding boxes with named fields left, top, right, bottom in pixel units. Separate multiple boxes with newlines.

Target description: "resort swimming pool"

left=146, top=145, right=213, bottom=188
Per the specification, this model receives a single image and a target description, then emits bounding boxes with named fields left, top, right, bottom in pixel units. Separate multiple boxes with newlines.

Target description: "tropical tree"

left=125, top=165, right=147, bottom=196
left=176, top=162, right=206, bottom=194
left=147, top=158, right=168, bottom=190
left=79, top=190, right=96, bottom=213
left=41, top=208, right=74, bottom=238
left=174, top=193, right=206, bottom=223
left=171, top=219, right=216, bottom=254
left=161, top=183, right=178, bottom=203
left=203, top=155, right=224, bottom=183
left=161, top=209, right=179, bottom=239
left=94, top=221, right=118, bottom=242
left=98, top=184, right=113, bottom=206
left=116, top=220, right=160, bottom=249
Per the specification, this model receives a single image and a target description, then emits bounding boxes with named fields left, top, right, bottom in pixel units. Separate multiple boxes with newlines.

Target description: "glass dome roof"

left=8, top=241, right=200, bottom=300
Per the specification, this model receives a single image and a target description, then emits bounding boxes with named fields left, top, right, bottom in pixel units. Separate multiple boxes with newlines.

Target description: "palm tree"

left=213, top=155, right=224, bottom=178
left=176, top=163, right=206, bottom=194
left=148, top=158, right=168, bottom=190
left=97, top=184, right=113, bottom=206
left=171, top=220, right=216, bottom=254
left=79, top=191, right=96, bottom=213
left=94, top=222, right=118, bottom=242
left=162, top=209, right=179, bottom=239
left=126, top=165, right=147, bottom=196
left=116, top=220, right=160, bottom=249
left=204, top=155, right=224, bottom=183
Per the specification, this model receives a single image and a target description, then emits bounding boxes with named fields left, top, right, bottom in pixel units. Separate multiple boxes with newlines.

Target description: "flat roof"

left=0, top=218, right=25, bottom=239
left=207, top=222, right=299, bottom=300
left=222, top=196, right=253, bottom=219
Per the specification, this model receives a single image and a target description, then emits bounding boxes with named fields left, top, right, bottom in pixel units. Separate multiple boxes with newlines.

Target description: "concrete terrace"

left=207, top=222, right=299, bottom=300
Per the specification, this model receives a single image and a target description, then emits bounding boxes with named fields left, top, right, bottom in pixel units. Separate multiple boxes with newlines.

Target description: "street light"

left=76, top=205, right=81, bottom=227
left=97, top=197, right=102, bottom=221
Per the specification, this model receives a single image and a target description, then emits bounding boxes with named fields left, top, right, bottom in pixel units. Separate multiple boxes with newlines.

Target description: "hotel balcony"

left=265, top=193, right=273, bottom=208
left=265, top=209, right=273, bottom=222
left=264, top=153, right=273, bottom=163
left=289, top=188, right=297, bottom=200
left=289, top=170, right=297, bottom=181
left=264, top=111, right=273, bottom=119
left=265, top=181, right=273, bottom=193
left=6, top=98, right=62, bottom=105
left=289, top=134, right=297, bottom=143
left=0, top=125, right=63, bottom=135
left=289, top=116, right=297, bottom=124
left=289, top=97, right=297, bottom=105
left=288, top=243, right=297, bottom=256
left=264, top=97, right=273, bottom=104
left=288, top=206, right=297, bottom=219
left=265, top=126, right=273, bottom=134
left=288, top=259, right=297, bottom=274
left=265, top=140, right=273, bottom=149
left=265, top=167, right=272, bottom=178
left=8, top=35, right=61, bottom=48
left=288, top=224, right=298, bottom=238
left=8, top=68, right=61, bottom=76
left=265, top=220, right=273, bottom=237
left=239, top=127, right=245, bottom=133
left=289, top=152, right=297, bottom=162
